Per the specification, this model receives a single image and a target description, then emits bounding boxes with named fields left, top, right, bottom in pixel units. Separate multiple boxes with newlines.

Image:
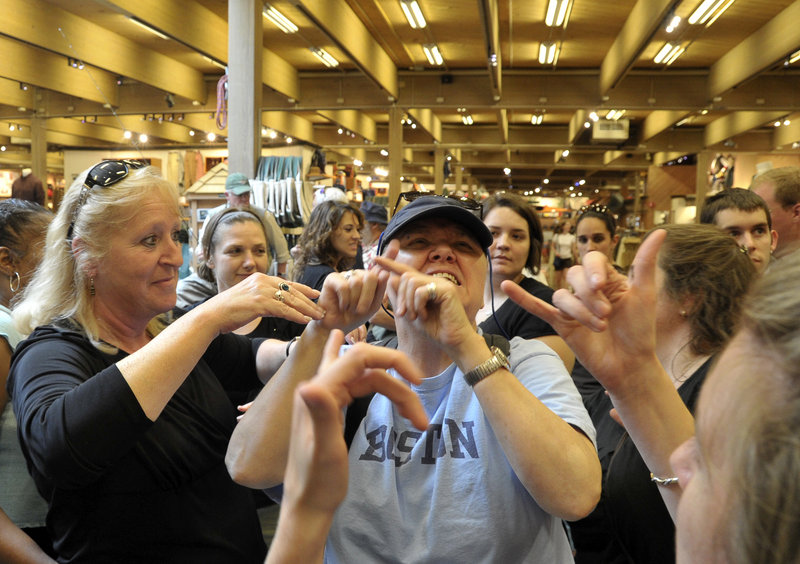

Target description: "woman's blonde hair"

left=14, top=164, right=180, bottom=350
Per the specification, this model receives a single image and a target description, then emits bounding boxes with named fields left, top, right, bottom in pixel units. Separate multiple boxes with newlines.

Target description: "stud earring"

left=90, top=277, right=95, bottom=296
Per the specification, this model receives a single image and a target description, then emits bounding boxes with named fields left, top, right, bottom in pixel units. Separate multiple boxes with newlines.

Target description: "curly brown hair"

left=293, top=200, right=363, bottom=281
left=652, top=223, right=756, bottom=356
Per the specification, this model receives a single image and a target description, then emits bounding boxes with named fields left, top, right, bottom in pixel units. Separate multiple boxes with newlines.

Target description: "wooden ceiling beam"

left=0, top=37, right=118, bottom=107
left=106, top=0, right=299, bottom=101
left=294, top=0, right=398, bottom=99
left=704, top=111, right=785, bottom=148
left=599, top=0, right=679, bottom=94
left=708, top=2, right=800, bottom=98
left=0, top=0, right=205, bottom=103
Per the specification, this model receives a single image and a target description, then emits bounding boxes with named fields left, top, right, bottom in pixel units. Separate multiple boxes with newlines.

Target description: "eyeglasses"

left=392, top=191, right=483, bottom=219
left=579, top=203, right=611, bottom=217
left=67, top=159, right=145, bottom=240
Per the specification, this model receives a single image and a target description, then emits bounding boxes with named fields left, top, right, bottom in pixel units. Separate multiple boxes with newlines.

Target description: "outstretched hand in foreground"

left=266, top=330, right=428, bottom=563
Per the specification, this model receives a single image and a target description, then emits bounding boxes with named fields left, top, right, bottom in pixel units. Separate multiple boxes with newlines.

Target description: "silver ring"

left=342, top=270, right=353, bottom=280
left=274, top=289, right=284, bottom=302
left=426, top=282, right=437, bottom=302
left=279, top=282, right=290, bottom=292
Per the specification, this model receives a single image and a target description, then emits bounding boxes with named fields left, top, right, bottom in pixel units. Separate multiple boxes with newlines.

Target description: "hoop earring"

left=89, top=277, right=95, bottom=296
left=9, top=272, right=20, bottom=293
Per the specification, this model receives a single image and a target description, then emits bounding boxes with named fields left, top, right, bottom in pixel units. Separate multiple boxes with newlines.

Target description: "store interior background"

left=1, top=0, right=799, bottom=264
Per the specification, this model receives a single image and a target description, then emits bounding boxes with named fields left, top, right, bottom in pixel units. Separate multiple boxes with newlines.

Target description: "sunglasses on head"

left=67, top=159, right=146, bottom=241
left=392, top=191, right=483, bottom=219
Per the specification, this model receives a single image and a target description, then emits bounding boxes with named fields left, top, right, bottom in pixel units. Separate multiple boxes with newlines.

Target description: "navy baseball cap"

left=378, top=195, right=492, bottom=255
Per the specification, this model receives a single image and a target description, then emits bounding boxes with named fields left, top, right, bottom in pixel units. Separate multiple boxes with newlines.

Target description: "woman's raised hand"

left=204, top=274, right=325, bottom=335
left=281, top=329, right=428, bottom=514
left=314, top=269, right=389, bottom=334
left=502, top=230, right=665, bottom=394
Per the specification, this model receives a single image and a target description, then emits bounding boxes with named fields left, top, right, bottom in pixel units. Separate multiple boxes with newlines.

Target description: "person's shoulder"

left=519, top=276, right=554, bottom=298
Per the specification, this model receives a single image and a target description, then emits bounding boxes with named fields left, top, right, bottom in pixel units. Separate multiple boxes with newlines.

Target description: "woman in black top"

left=8, top=161, right=325, bottom=563
left=477, top=192, right=573, bottom=370
left=293, top=200, right=363, bottom=291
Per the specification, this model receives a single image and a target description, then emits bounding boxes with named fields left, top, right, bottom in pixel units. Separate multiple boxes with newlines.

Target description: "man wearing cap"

left=227, top=194, right=600, bottom=563
left=359, top=200, right=388, bottom=270
left=199, top=172, right=291, bottom=278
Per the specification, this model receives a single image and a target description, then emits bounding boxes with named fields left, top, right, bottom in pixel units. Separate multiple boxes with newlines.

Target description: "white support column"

left=227, top=0, right=263, bottom=177
left=388, top=105, right=403, bottom=214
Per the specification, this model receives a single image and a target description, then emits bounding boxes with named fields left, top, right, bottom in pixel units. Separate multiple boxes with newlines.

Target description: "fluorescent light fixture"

left=654, top=42, right=684, bottom=65
left=666, top=15, right=681, bottom=33
left=263, top=4, right=298, bottom=34
left=202, top=55, right=226, bottom=70
left=423, top=44, right=444, bottom=66
left=310, top=47, right=339, bottom=68
left=400, top=0, right=427, bottom=29
left=538, top=41, right=558, bottom=65
left=461, top=114, right=474, bottom=125
left=374, top=167, right=388, bottom=177
left=129, top=17, right=169, bottom=40
left=605, top=109, right=626, bottom=120
left=790, top=50, right=800, bottom=65
left=664, top=45, right=685, bottom=65
left=531, top=113, right=544, bottom=125
left=589, top=111, right=599, bottom=122
left=688, top=0, right=734, bottom=26
left=545, top=0, right=572, bottom=27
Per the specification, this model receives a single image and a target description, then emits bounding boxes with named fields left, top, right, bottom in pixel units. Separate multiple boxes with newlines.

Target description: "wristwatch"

left=463, top=346, right=509, bottom=387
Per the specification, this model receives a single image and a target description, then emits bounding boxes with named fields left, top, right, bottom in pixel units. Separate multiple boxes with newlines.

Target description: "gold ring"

left=279, top=282, right=290, bottom=292
left=426, top=282, right=437, bottom=302
left=274, top=289, right=284, bottom=302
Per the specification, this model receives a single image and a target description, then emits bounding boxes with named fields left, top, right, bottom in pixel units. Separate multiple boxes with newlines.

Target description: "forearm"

left=474, top=368, right=600, bottom=520
left=255, top=339, right=292, bottom=384
left=453, top=333, right=599, bottom=520
left=0, top=508, right=55, bottom=564
left=227, top=321, right=332, bottom=488
left=266, top=506, right=331, bottom=564
left=606, top=356, right=694, bottom=519
left=117, top=308, right=219, bottom=421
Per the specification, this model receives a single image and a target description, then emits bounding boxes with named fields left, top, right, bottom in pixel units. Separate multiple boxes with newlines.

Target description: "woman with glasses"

left=575, top=204, right=622, bottom=271
left=7, top=161, right=325, bottom=563
left=477, top=192, right=574, bottom=370
left=293, top=200, right=364, bottom=291
left=228, top=194, right=600, bottom=562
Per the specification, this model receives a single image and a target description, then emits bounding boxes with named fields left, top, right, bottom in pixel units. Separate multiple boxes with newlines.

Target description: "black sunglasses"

left=392, top=191, right=483, bottom=219
left=67, top=159, right=146, bottom=240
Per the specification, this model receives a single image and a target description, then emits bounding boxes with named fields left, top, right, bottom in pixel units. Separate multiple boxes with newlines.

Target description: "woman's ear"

left=0, top=247, right=15, bottom=277
left=71, top=237, right=98, bottom=279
